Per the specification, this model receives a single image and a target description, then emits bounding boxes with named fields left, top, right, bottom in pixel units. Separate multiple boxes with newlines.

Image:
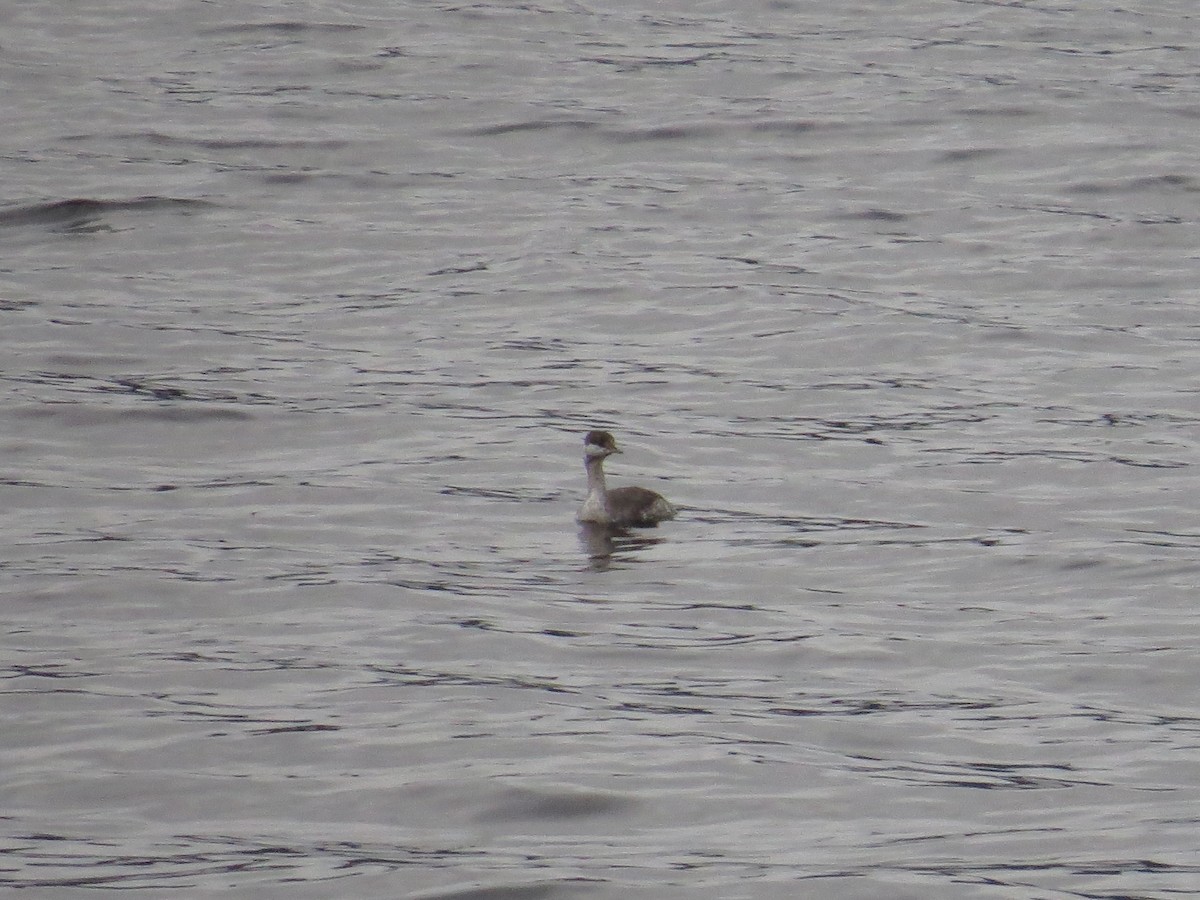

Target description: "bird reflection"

left=578, top=521, right=668, bottom=569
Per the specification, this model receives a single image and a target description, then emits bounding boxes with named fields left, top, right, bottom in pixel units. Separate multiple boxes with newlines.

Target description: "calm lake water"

left=3, top=2, right=1200, bottom=898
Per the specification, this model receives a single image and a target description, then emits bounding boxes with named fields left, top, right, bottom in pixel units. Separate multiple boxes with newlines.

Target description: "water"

left=3, top=1, right=1200, bottom=897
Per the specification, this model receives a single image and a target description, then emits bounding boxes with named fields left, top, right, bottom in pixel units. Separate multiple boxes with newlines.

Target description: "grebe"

left=576, top=430, right=677, bottom=527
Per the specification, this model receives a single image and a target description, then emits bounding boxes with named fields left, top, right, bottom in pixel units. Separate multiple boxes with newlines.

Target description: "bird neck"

left=584, top=456, right=609, bottom=499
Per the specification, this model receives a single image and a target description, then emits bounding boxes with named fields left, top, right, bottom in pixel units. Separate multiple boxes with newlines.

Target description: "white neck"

left=585, top=455, right=609, bottom=500
left=578, top=455, right=611, bottom=522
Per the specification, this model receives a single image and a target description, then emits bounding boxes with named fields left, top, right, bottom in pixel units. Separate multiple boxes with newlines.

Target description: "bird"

left=576, top=430, right=677, bottom=528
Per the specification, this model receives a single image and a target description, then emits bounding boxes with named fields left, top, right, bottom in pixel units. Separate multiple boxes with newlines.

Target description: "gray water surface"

left=3, top=2, right=1200, bottom=898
